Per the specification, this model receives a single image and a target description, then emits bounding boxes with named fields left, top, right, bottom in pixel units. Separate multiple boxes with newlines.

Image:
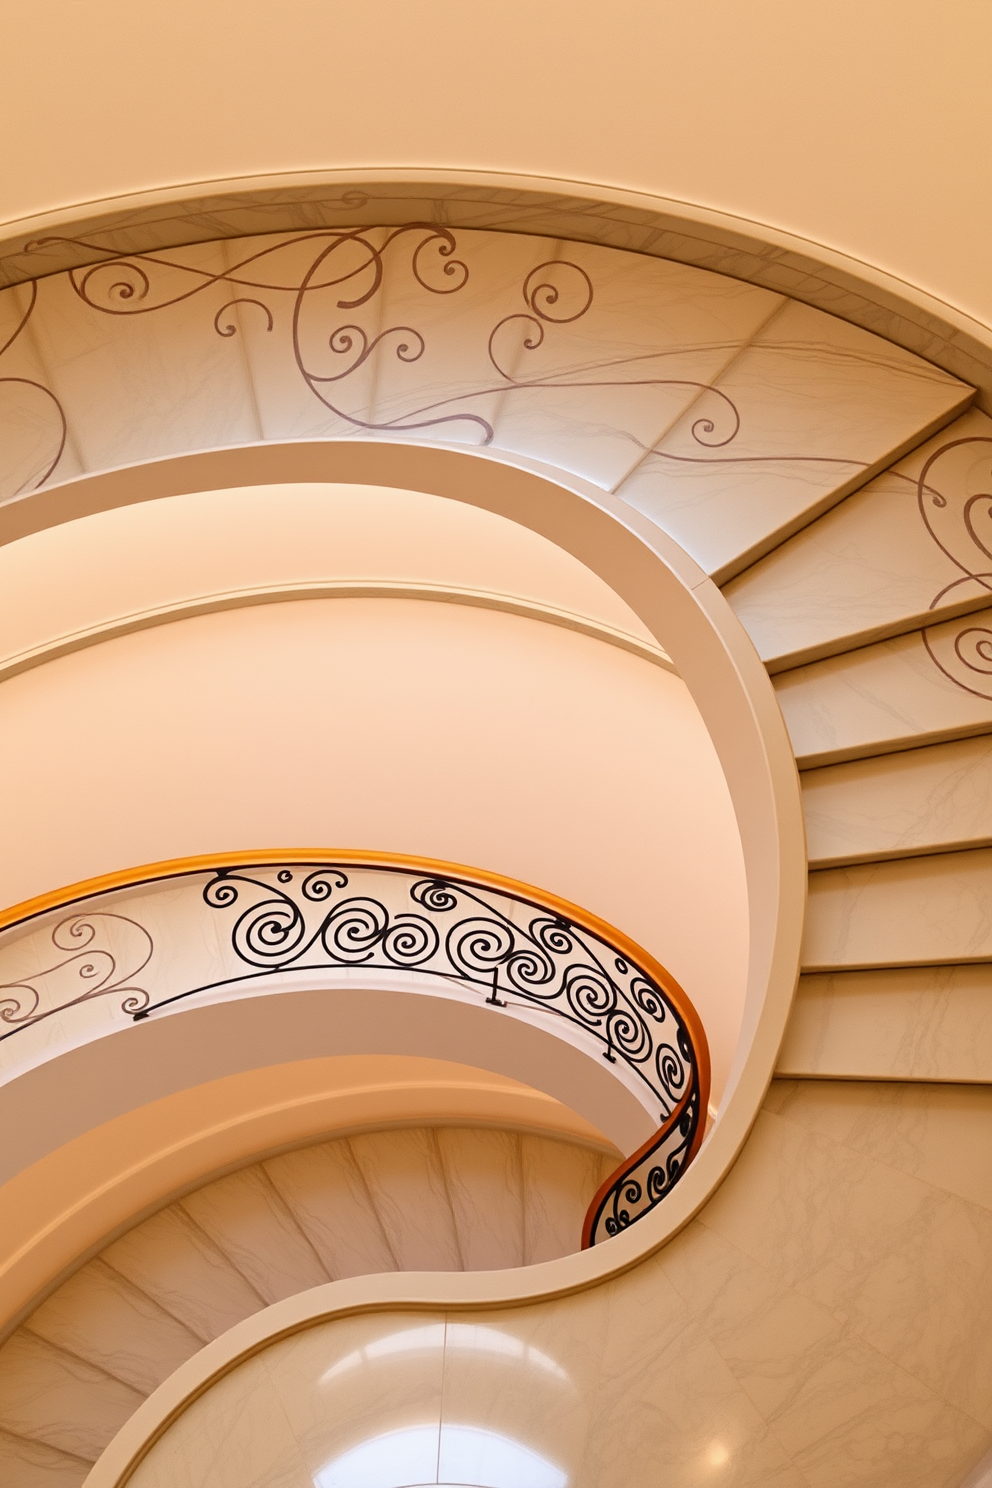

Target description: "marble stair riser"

left=802, top=735, right=992, bottom=868
left=725, top=406, right=992, bottom=670
left=775, top=605, right=992, bottom=768
left=803, top=847, right=992, bottom=972
left=778, top=965, right=992, bottom=1081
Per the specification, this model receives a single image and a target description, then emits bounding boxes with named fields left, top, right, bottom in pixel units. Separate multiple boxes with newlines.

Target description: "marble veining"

left=802, top=734, right=992, bottom=867
left=803, top=847, right=992, bottom=970
left=725, top=406, right=992, bottom=669
left=775, top=609, right=992, bottom=768
left=119, top=1081, right=992, bottom=1488
left=778, top=965, right=992, bottom=1081
left=0, top=1125, right=612, bottom=1480
left=0, top=227, right=969, bottom=585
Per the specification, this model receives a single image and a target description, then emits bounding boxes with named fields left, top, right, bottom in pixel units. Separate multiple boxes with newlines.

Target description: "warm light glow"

left=320, top=1323, right=570, bottom=1386
left=707, top=1442, right=730, bottom=1468
left=316, top=1422, right=567, bottom=1488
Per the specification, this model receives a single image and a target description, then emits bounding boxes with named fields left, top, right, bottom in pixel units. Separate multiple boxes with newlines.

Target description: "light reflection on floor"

left=316, top=1422, right=567, bottom=1488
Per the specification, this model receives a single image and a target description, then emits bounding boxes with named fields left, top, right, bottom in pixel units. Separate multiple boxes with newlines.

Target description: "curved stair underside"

left=2, top=222, right=992, bottom=1485
left=0, top=1124, right=615, bottom=1486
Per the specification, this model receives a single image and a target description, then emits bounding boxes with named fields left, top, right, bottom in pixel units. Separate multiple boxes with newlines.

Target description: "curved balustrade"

left=0, top=851, right=709, bottom=1245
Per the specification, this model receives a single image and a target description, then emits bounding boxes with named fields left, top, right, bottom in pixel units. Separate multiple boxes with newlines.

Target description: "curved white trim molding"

left=0, top=578, right=674, bottom=683
left=1, top=440, right=808, bottom=1297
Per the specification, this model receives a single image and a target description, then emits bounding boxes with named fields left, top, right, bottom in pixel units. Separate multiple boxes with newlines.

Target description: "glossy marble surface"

left=778, top=966, right=992, bottom=1080
left=775, top=608, right=992, bottom=767
left=802, top=735, right=992, bottom=867
left=119, top=1081, right=992, bottom=1488
left=0, top=227, right=969, bottom=583
left=804, top=847, right=992, bottom=970
left=724, top=406, right=992, bottom=669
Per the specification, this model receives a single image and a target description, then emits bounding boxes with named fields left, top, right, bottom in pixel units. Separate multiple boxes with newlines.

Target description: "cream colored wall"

left=0, top=599, right=748, bottom=1104
left=1, top=2, right=990, bottom=329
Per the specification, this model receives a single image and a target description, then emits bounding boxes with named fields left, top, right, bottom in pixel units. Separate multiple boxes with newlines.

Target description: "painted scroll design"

left=0, top=281, right=67, bottom=498
left=917, top=436, right=992, bottom=700
left=0, top=913, right=152, bottom=1040
left=7, top=225, right=881, bottom=497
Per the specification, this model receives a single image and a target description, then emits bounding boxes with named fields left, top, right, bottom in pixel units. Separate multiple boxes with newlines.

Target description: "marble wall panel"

left=617, top=299, right=969, bottom=582
left=725, top=408, right=992, bottom=669
left=703, top=1087, right=992, bottom=1448
left=803, top=847, right=992, bottom=971
left=802, top=735, right=992, bottom=866
left=777, top=965, right=992, bottom=1081
left=65, top=1084, right=992, bottom=1488
left=775, top=607, right=992, bottom=767
left=23, top=243, right=259, bottom=473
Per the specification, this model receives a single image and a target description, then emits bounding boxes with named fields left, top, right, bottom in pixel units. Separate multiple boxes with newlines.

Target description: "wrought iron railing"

left=0, top=851, right=710, bottom=1244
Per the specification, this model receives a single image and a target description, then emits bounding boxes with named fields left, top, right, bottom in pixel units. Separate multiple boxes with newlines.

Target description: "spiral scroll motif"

left=918, top=435, right=992, bottom=701
left=187, top=863, right=702, bottom=1127
left=9, top=222, right=877, bottom=493
left=0, top=913, right=152, bottom=1040
left=0, top=856, right=708, bottom=1242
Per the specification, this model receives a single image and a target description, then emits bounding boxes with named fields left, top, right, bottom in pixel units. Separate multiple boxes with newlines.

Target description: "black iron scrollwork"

left=190, top=864, right=694, bottom=1118
left=582, top=1080, right=701, bottom=1247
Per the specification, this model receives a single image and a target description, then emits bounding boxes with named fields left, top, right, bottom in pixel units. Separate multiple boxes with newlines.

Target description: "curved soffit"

left=0, top=172, right=990, bottom=408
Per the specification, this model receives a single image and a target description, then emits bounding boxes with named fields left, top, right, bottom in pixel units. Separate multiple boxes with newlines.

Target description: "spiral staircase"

left=1, top=209, right=991, bottom=1486
left=0, top=1125, right=616, bottom=1484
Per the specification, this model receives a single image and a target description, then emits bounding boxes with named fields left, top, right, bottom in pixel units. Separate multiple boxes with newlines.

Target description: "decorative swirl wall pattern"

left=918, top=435, right=992, bottom=700
left=0, top=912, right=151, bottom=1038
left=2, top=223, right=902, bottom=499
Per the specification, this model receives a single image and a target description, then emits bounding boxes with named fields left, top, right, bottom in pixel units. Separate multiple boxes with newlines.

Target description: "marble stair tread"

left=178, top=1165, right=330, bottom=1304
left=803, top=847, right=992, bottom=971
left=0, top=1123, right=619, bottom=1487
left=778, top=965, right=992, bottom=1082
left=615, top=297, right=970, bottom=583
left=724, top=407, right=992, bottom=670
left=18, top=1259, right=202, bottom=1396
left=775, top=605, right=992, bottom=768
left=0, top=1428, right=91, bottom=1488
left=802, top=735, right=992, bottom=867
left=0, top=1332, right=142, bottom=1463
left=434, top=1128, right=526, bottom=1271
left=347, top=1127, right=465, bottom=1272
left=262, top=1140, right=400, bottom=1282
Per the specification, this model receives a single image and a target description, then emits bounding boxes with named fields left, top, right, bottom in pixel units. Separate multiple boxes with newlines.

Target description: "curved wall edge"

left=0, top=440, right=807, bottom=1323
left=2, top=168, right=990, bottom=408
